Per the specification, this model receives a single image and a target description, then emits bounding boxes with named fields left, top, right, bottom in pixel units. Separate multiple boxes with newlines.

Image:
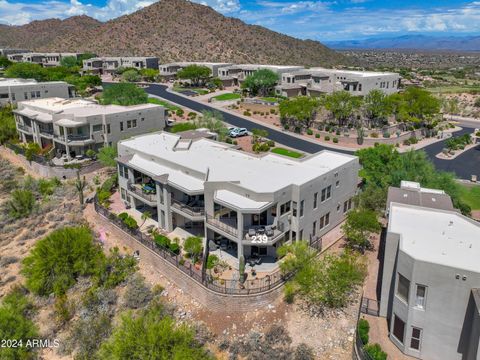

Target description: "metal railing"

left=128, top=184, right=157, bottom=203
left=352, top=294, right=380, bottom=360
left=206, top=214, right=238, bottom=237
left=39, top=129, right=54, bottom=137
left=171, top=198, right=205, bottom=216
left=17, top=124, right=32, bottom=133
left=67, top=134, right=91, bottom=142
left=360, top=297, right=380, bottom=317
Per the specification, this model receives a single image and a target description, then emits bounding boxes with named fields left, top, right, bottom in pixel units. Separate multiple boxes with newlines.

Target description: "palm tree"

left=140, top=211, right=152, bottom=228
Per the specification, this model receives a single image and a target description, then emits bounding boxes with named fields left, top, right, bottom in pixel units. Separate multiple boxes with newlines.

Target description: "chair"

left=248, top=228, right=256, bottom=238
left=265, top=225, right=274, bottom=237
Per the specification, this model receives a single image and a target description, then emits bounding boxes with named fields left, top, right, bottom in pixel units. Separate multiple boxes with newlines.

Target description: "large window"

left=321, top=185, right=332, bottom=202
left=312, top=221, right=316, bottom=236
left=319, top=212, right=330, bottom=230
left=280, top=201, right=291, bottom=215
left=410, top=327, right=422, bottom=350
left=397, top=273, right=410, bottom=303
left=300, top=200, right=304, bottom=217
left=393, top=315, right=405, bottom=344
left=92, top=124, right=102, bottom=132
left=313, top=192, right=318, bottom=209
left=415, top=285, right=426, bottom=309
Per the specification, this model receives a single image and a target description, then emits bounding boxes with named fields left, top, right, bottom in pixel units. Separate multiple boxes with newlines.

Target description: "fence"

left=95, top=200, right=296, bottom=296
left=352, top=294, right=379, bottom=360
left=7, top=142, right=49, bottom=165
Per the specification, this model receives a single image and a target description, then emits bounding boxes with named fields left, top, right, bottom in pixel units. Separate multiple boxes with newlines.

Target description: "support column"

left=237, top=211, right=244, bottom=265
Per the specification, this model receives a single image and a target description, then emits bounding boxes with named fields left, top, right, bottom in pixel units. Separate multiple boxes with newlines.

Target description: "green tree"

left=241, top=69, right=279, bottom=96
left=97, top=146, right=118, bottom=167
left=0, top=105, right=17, bottom=144
left=0, top=287, right=38, bottom=360
left=0, top=56, right=12, bottom=68
left=183, top=236, right=203, bottom=263
left=398, top=87, right=441, bottom=125
left=65, top=74, right=101, bottom=94
left=176, top=65, right=212, bottom=86
left=101, top=83, right=148, bottom=106
left=97, top=303, right=212, bottom=359
left=8, top=189, right=36, bottom=219
left=60, top=56, right=80, bottom=68
left=140, top=211, right=152, bottom=228
left=363, top=89, right=392, bottom=128
left=122, top=69, right=141, bottom=83
left=324, top=91, right=361, bottom=126
left=342, top=209, right=381, bottom=251
left=22, top=226, right=105, bottom=296
left=197, top=110, right=228, bottom=141
left=140, top=68, right=159, bottom=82
left=279, top=96, right=321, bottom=130
left=4, top=62, right=47, bottom=81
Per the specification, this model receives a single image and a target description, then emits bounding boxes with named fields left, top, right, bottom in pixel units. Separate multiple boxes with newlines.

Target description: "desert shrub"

left=154, top=234, right=171, bottom=248
left=97, top=248, right=138, bottom=289
left=86, top=149, right=96, bottom=158
left=358, top=318, right=370, bottom=344
left=206, top=254, right=219, bottom=269
left=176, top=109, right=184, bottom=117
left=38, top=177, right=61, bottom=196
left=306, top=129, right=313, bottom=135
left=333, top=137, right=339, bottom=143
left=22, top=226, right=104, bottom=296
left=8, top=189, right=36, bottom=219
left=325, top=136, right=330, bottom=141
left=243, top=111, right=252, bottom=116
left=294, top=343, right=315, bottom=360
left=0, top=287, right=38, bottom=359
left=284, top=282, right=296, bottom=304
left=383, top=132, right=390, bottom=138
left=54, top=294, right=75, bottom=324
left=97, top=303, right=212, bottom=359
left=270, top=108, right=276, bottom=114
left=98, top=189, right=112, bottom=206
left=370, top=132, right=379, bottom=138
left=123, top=274, right=153, bottom=309
left=315, top=133, right=320, bottom=138
left=265, top=324, right=291, bottom=346
left=364, top=343, right=387, bottom=360
left=188, top=111, right=197, bottom=118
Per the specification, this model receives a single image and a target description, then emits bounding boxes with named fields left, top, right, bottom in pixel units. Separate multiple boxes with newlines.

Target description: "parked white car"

left=229, top=128, right=248, bottom=138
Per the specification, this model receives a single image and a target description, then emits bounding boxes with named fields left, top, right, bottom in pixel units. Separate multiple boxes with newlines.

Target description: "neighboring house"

left=0, top=78, right=75, bottom=106
left=275, top=68, right=401, bottom=97
left=217, top=64, right=305, bottom=87
left=83, top=57, right=159, bottom=75
left=380, top=181, right=480, bottom=360
left=13, top=97, right=167, bottom=160
left=0, top=48, right=31, bottom=57
left=158, top=62, right=233, bottom=79
left=7, top=52, right=88, bottom=67
left=116, top=131, right=359, bottom=267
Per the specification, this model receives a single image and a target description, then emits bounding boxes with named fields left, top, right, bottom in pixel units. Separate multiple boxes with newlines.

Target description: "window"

left=31, top=91, right=36, bottom=98
left=313, top=192, right=318, bottom=209
left=397, top=274, right=410, bottom=303
left=292, top=201, right=297, bottom=217
left=336, top=180, right=340, bottom=187
left=24, top=92, right=28, bottom=100
left=393, top=315, right=405, bottom=344
left=348, top=198, right=352, bottom=210
left=337, top=203, right=341, bottom=212
left=280, top=201, right=291, bottom=215
left=300, top=200, right=304, bottom=217
left=121, top=188, right=126, bottom=200
left=132, top=119, right=137, bottom=128
left=271, top=205, right=277, bottom=217
left=11, top=93, right=15, bottom=101
left=312, top=221, right=316, bottom=236
left=36, top=91, right=40, bottom=98
left=319, top=212, right=330, bottom=229
left=415, top=285, right=426, bottom=309
left=343, top=201, right=348, bottom=213
left=0, top=94, right=8, bottom=99
left=410, top=327, right=422, bottom=350
left=127, top=120, right=132, bottom=129
left=321, top=185, right=332, bottom=202
left=120, top=122, right=124, bottom=131
left=107, top=124, right=111, bottom=134
left=92, top=124, right=102, bottom=132
left=299, top=230, right=303, bottom=241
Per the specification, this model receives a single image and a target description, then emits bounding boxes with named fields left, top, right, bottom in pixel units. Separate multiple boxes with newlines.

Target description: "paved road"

left=142, top=84, right=480, bottom=180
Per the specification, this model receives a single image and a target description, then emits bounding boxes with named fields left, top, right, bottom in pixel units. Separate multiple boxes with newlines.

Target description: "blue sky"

left=1, top=0, right=480, bottom=41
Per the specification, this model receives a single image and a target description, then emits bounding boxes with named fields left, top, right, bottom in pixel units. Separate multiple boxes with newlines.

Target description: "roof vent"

left=449, top=221, right=454, bottom=226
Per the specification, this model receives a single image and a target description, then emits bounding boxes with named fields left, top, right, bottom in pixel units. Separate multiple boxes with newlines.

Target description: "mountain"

left=325, top=35, right=480, bottom=51
left=0, top=0, right=346, bottom=66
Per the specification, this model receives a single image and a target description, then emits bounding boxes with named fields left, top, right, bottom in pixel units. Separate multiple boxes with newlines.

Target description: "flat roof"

left=215, top=190, right=270, bottom=211
left=17, top=97, right=162, bottom=117
left=0, top=78, right=67, bottom=87
left=119, top=132, right=357, bottom=193
left=387, top=185, right=454, bottom=212
left=161, top=62, right=233, bottom=67
left=389, top=203, right=480, bottom=273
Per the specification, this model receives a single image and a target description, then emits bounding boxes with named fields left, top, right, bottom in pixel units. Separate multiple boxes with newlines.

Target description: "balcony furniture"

left=142, top=184, right=156, bottom=194
left=257, top=227, right=265, bottom=235
left=265, top=225, right=274, bottom=237
left=248, top=228, right=256, bottom=237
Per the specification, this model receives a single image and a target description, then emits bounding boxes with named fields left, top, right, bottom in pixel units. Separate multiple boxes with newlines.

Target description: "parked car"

left=229, top=128, right=248, bottom=138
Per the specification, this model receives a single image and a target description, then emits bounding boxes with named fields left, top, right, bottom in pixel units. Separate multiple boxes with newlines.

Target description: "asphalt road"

left=142, top=84, right=479, bottom=180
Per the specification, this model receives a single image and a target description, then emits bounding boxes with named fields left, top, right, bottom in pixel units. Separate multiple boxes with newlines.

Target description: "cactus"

left=75, top=169, right=87, bottom=205
left=239, top=255, right=245, bottom=283
left=357, top=126, right=365, bottom=145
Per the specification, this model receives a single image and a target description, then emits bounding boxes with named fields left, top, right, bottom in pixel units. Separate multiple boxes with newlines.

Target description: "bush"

left=169, top=242, right=181, bottom=255
left=358, top=318, right=370, bottom=344
left=306, top=129, right=313, bottom=135
left=22, top=226, right=104, bottom=296
left=364, top=343, right=387, bottom=360
left=370, top=132, right=379, bottom=138
left=118, top=212, right=129, bottom=221
left=123, top=274, right=153, bottom=309
left=122, top=215, right=138, bottom=230
left=184, top=236, right=203, bottom=262
left=383, top=132, right=391, bottom=138
left=188, top=111, right=196, bottom=118
left=315, top=133, right=320, bottom=138
left=101, top=83, right=148, bottom=106
left=97, top=248, right=138, bottom=289
left=270, top=108, right=276, bottom=114
left=206, top=254, right=219, bottom=269
left=333, top=137, right=339, bottom=143
left=294, top=343, right=315, bottom=360
left=284, top=282, right=296, bottom=303
left=176, top=109, right=184, bottom=117
left=325, top=136, right=330, bottom=141
left=86, top=149, right=96, bottom=158
left=266, top=140, right=275, bottom=147
left=8, top=189, right=36, bottom=219
left=154, top=234, right=171, bottom=248
left=243, top=111, right=252, bottom=116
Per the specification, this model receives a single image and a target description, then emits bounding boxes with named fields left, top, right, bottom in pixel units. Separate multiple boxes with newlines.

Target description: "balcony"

left=128, top=183, right=157, bottom=205
left=243, top=222, right=289, bottom=246
left=67, top=134, right=91, bottom=141
left=17, top=124, right=32, bottom=133
left=171, top=198, right=205, bottom=218
left=206, top=214, right=238, bottom=237
left=39, top=129, right=54, bottom=138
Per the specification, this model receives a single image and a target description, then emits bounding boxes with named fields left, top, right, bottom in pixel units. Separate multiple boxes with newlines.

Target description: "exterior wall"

left=8, top=53, right=84, bottom=67
left=382, top=238, right=480, bottom=360
left=83, top=57, right=159, bottom=74
left=0, top=49, right=30, bottom=57
left=0, top=82, right=72, bottom=106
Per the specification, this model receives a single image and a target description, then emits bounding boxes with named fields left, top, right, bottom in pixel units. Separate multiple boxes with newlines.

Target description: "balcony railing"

left=171, top=198, right=205, bottom=217
left=128, top=183, right=157, bottom=203
left=67, top=134, right=91, bottom=142
left=17, top=124, right=32, bottom=133
left=206, top=214, right=238, bottom=237
left=39, top=129, right=54, bottom=137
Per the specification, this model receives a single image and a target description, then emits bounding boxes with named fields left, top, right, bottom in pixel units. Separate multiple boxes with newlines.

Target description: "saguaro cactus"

left=239, top=255, right=245, bottom=283
left=75, top=170, right=87, bottom=205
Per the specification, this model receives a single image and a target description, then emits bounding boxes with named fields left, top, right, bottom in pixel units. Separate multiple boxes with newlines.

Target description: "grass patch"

left=173, top=87, right=209, bottom=95
left=148, top=97, right=181, bottom=111
left=261, top=97, right=281, bottom=103
left=427, top=85, right=480, bottom=94
left=212, top=93, right=241, bottom=101
left=169, top=122, right=198, bottom=133
left=271, top=147, right=303, bottom=158
left=458, top=185, right=480, bottom=210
